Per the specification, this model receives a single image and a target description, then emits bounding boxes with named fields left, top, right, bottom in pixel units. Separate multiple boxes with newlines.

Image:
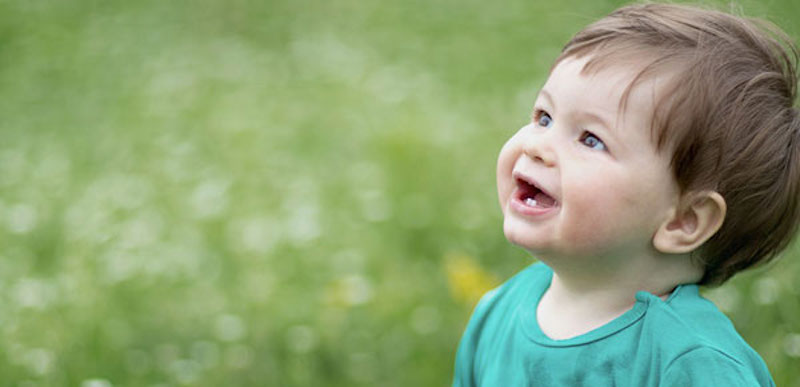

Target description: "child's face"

left=497, top=57, right=680, bottom=261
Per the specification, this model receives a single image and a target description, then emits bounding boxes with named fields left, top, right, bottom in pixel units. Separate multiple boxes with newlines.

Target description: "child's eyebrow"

left=540, top=89, right=556, bottom=110
left=540, top=89, right=613, bottom=134
left=576, top=111, right=613, bottom=134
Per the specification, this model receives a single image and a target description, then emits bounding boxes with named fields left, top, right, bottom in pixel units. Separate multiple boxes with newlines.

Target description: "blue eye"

left=535, top=110, right=553, bottom=128
left=580, top=131, right=607, bottom=151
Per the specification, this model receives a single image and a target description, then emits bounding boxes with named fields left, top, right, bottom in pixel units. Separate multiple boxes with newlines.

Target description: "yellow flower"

left=444, top=252, right=500, bottom=307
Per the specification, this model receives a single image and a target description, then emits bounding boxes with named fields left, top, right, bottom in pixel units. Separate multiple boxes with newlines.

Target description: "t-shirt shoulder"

left=453, top=262, right=549, bottom=387
left=662, top=346, right=775, bottom=386
left=463, top=262, right=547, bottom=342
left=641, top=287, right=774, bottom=386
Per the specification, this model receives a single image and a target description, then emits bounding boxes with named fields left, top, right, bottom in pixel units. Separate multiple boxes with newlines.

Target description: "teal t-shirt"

left=453, top=263, right=775, bottom=386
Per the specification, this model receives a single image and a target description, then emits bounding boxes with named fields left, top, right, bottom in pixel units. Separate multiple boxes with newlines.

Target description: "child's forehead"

left=545, top=56, right=665, bottom=113
left=551, top=55, right=655, bottom=88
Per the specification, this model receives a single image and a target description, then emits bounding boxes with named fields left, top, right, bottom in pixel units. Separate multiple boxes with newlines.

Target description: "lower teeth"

left=525, top=198, right=537, bottom=207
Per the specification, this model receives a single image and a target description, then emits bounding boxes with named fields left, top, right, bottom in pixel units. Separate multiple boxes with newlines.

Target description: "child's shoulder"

left=638, top=285, right=774, bottom=385
left=641, top=284, right=748, bottom=350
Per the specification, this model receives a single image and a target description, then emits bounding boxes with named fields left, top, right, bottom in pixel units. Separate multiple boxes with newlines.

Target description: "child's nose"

left=522, top=131, right=557, bottom=167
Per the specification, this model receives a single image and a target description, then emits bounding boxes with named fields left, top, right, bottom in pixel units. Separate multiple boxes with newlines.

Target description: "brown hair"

left=556, top=3, right=800, bottom=285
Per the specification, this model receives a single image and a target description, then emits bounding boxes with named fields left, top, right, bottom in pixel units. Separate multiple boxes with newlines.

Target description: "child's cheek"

left=496, top=132, right=525, bottom=212
left=561, top=194, right=621, bottom=254
left=559, top=178, right=649, bottom=255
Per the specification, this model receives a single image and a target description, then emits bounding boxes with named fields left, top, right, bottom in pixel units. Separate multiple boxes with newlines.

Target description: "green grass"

left=1, top=0, right=799, bottom=385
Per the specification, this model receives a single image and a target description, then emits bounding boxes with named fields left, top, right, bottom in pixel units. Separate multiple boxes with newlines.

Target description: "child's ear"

left=653, top=191, right=726, bottom=254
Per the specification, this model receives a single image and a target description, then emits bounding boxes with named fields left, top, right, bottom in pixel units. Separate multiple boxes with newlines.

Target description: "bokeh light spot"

left=214, top=314, right=247, bottom=342
left=753, top=277, right=780, bottom=305
left=410, top=305, right=442, bottom=335
left=783, top=333, right=800, bottom=358
left=287, top=325, right=318, bottom=354
left=80, top=379, right=113, bottom=387
left=7, top=204, right=37, bottom=234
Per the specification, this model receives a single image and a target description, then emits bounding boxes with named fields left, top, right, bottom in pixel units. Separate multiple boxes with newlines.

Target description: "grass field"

left=1, top=0, right=799, bottom=385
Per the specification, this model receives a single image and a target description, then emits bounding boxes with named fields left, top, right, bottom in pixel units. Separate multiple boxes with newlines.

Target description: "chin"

left=503, top=218, right=543, bottom=252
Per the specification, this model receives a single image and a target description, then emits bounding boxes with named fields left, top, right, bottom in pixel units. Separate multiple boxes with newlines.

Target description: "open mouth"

left=515, top=178, right=557, bottom=209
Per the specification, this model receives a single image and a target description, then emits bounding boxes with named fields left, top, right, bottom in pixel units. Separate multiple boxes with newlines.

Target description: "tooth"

left=525, top=198, right=537, bottom=207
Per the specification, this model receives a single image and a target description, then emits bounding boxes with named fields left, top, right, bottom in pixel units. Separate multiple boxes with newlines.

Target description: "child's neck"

left=536, top=254, right=702, bottom=340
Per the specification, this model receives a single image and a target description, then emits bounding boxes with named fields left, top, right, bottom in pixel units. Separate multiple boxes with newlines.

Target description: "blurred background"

left=0, top=0, right=798, bottom=385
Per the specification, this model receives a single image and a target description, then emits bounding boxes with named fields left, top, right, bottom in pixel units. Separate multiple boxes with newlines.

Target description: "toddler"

left=453, top=3, right=799, bottom=386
